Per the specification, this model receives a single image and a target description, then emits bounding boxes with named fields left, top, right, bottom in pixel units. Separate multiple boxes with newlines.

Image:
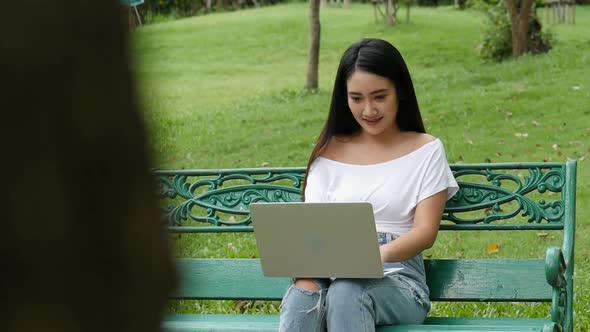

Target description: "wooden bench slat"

left=381, top=324, right=552, bottom=332
left=173, top=258, right=290, bottom=300
left=163, top=315, right=554, bottom=332
left=172, top=258, right=551, bottom=301
left=163, top=314, right=278, bottom=332
left=424, top=317, right=553, bottom=326
left=425, top=259, right=551, bottom=301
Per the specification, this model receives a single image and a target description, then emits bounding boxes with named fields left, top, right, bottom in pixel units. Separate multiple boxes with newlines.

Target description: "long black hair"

left=302, top=38, right=426, bottom=200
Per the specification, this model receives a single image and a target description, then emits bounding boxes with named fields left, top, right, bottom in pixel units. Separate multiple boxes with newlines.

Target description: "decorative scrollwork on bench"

left=444, top=165, right=565, bottom=225
left=155, top=164, right=566, bottom=228
left=155, top=169, right=304, bottom=226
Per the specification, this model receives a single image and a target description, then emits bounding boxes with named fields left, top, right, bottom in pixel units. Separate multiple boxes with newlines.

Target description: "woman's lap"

left=279, top=275, right=428, bottom=332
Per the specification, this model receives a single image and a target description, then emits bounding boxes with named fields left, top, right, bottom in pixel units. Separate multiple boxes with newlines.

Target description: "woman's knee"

left=325, top=279, right=365, bottom=304
left=294, top=278, right=321, bottom=291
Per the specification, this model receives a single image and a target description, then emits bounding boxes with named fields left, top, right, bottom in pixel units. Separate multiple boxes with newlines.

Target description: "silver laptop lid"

left=250, top=202, right=384, bottom=278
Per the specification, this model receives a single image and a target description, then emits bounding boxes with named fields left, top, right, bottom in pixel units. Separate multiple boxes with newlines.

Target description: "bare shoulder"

left=402, top=132, right=438, bottom=148
left=320, top=135, right=351, bottom=160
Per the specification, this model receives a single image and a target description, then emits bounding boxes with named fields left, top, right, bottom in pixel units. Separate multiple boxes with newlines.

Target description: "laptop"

left=250, top=202, right=403, bottom=278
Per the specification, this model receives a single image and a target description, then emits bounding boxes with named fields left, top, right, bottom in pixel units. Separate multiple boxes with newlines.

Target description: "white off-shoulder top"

left=305, top=138, right=459, bottom=235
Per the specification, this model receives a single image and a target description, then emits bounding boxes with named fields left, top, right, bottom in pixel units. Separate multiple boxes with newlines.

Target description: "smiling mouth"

left=363, top=117, right=383, bottom=125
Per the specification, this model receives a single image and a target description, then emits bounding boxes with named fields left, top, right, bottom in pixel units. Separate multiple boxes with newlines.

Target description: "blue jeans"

left=278, top=233, right=429, bottom=332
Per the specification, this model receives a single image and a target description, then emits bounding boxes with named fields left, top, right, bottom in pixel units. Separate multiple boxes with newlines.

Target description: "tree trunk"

left=344, top=0, right=351, bottom=8
left=506, top=0, right=533, bottom=58
left=306, top=0, right=321, bottom=91
left=386, top=0, right=395, bottom=25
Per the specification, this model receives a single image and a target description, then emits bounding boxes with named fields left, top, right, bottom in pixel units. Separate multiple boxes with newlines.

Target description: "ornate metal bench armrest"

left=545, top=246, right=566, bottom=287
left=545, top=246, right=567, bottom=331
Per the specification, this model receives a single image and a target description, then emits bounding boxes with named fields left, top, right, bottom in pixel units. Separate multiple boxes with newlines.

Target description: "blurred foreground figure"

left=0, top=1, right=175, bottom=331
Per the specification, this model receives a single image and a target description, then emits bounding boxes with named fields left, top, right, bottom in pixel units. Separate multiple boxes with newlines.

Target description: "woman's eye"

left=375, top=95, right=386, bottom=101
left=350, top=97, right=362, bottom=103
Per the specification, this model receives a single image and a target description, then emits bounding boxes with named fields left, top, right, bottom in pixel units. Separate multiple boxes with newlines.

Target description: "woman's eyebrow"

left=348, top=88, right=389, bottom=95
left=370, top=89, right=389, bottom=95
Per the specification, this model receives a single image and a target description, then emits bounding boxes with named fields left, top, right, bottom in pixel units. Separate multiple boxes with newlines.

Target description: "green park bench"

left=156, top=161, right=576, bottom=332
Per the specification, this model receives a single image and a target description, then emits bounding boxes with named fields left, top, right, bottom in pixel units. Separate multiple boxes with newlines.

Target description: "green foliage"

left=141, top=0, right=287, bottom=18
left=143, top=7, right=180, bottom=23
left=476, top=1, right=513, bottom=61
left=131, top=4, right=590, bottom=325
left=465, top=0, right=496, bottom=9
left=528, top=19, right=553, bottom=55
left=415, top=0, right=455, bottom=6
left=476, top=0, right=553, bottom=61
left=468, top=0, right=547, bottom=9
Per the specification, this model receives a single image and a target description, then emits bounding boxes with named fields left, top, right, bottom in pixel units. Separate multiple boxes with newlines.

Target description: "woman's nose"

left=363, top=102, right=377, bottom=116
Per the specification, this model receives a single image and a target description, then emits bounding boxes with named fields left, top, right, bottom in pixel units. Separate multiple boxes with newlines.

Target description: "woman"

left=279, top=38, right=458, bottom=331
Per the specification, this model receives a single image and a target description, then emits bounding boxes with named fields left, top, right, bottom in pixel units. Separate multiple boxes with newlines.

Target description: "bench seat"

left=165, top=258, right=556, bottom=331
left=163, top=315, right=555, bottom=332
left=172, top=258, right=552, bottom=302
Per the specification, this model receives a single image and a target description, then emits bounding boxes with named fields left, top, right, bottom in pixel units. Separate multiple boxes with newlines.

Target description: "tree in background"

left=306, top=0, right=321, bottom=91
left=476, top=0, right=551, bottom=61
left=372, top=0, right=412, bottom=26
left=506, top=0, right=533, bottom=57
left=386, top=0, right=397, bottom=25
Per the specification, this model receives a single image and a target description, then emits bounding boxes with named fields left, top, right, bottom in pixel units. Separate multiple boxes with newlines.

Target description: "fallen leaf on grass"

left=514, top=133, right=528, bottom=138
left=485, top=207, right=504, bottom=215
left=261, top=162, right=269, bottom=167
left=537, top=233, right=549, bottom=238
left=487, top=243, right=500, bottom=254
left=235, top=301, right=252, bottom=309
left=552, top=144, right=560, bottom=150
left=532, top=120, right=540, bottom=126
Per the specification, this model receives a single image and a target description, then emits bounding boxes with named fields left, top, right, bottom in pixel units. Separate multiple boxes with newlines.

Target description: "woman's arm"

left=379, top=190, right=448, bottom=263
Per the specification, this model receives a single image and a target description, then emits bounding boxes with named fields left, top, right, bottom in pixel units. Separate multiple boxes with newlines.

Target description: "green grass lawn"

left=131, top=3, right=590, bottom=328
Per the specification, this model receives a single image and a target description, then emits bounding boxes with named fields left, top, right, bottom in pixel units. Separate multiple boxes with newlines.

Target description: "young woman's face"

left=346, top=70, right=399, bottom=138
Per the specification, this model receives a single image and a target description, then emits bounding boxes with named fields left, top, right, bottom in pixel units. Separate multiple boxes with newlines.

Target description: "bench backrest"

left=156, top=162, right=576, bottom=303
